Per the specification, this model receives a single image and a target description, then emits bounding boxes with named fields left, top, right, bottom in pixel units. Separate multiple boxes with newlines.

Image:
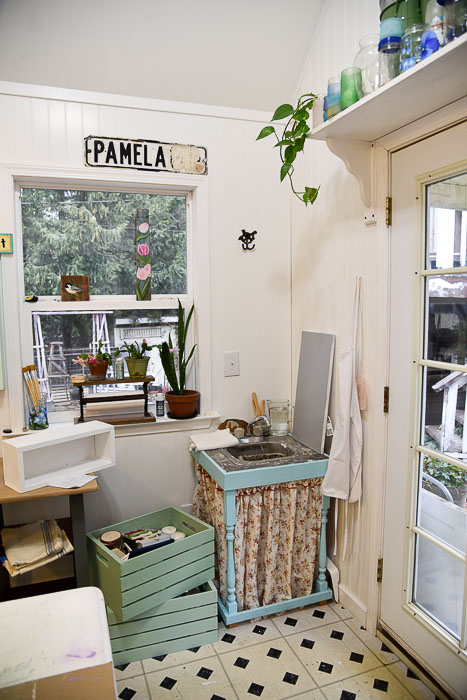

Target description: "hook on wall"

left=238, top=230, right=257, bottom=251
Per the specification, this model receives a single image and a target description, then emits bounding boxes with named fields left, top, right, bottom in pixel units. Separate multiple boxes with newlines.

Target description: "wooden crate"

left=3, top=421, right=115, bottom=493
left=87, top=506, right=215, bottom=622
left=107, top=581, right=218, bottom=665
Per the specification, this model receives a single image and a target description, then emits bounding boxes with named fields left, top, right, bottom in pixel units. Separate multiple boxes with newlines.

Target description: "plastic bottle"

left=156, top=393, right=165, bottom=417
left=425, top=0, right=447, bottom=45
left=115, top=356, right=124, bottom=379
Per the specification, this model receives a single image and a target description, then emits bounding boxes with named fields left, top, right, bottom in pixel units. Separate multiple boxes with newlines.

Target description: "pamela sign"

left=85, top=136, right=207, bottom=175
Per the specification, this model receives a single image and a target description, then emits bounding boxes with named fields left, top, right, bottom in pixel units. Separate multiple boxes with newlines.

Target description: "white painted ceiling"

left=0, top=0, right=323, bottom=112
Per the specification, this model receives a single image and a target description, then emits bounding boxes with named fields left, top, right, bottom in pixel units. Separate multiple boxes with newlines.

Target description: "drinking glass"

left=267, top=399, right=289, bottom=436
left=340, top=67, right=363, bottom=110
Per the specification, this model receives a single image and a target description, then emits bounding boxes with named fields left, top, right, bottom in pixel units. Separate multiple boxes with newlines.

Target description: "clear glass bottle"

left=378, top=36, right=402, bottom=86
left=354, top=34, right=380, bottom=94
left=425, top=0, right=447, bottom=45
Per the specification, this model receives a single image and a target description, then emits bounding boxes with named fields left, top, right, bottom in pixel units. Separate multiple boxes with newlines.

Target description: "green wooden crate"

left=87, top=506, right=215, bottom=622
left=107, top=581, right=219, bottom=665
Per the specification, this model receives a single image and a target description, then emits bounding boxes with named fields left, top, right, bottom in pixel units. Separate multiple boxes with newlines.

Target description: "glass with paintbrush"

left=22, top=365, right=48, bottom=430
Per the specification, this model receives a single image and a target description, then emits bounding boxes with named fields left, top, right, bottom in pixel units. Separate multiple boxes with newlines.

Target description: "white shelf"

left=2, top=420, right=116, bottom=492
left=310, top=33, right=467, bottom=143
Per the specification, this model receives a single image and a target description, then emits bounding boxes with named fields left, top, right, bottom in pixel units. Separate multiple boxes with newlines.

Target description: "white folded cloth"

left=188, top=429, right=239, bottom=452
left=2, top=520, right=74, bottom=577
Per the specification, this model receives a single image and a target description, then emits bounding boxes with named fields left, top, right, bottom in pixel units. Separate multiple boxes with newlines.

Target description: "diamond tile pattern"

left=128, top=601, right=437, bottom=699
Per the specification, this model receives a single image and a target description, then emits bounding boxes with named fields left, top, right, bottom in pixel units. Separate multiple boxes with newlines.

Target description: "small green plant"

left=257, top=93, right=319, bottom=206
left=157, top=299, right=196, bottom=395
left=424, top=454, right=466, bottom=491
left=114, top=339, right=155, bottom=359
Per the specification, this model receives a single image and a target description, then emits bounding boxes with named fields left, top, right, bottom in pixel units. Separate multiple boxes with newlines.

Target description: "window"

left=19, top=184, right=193, bottom=414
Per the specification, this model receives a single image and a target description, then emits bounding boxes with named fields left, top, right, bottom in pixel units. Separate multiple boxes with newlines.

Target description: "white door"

left=381, top=121, right=467, bottom=700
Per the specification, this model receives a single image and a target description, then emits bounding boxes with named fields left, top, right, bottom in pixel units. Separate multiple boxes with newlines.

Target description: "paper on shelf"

left=47, top=473, right=97, bottom=489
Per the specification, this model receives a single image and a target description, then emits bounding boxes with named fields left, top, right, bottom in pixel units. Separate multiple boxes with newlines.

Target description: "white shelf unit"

left=2, top=420, right=116, bottom=492
left=310, top=33, right=467, bottom=143
left=306, top=34, right=467, bottom=211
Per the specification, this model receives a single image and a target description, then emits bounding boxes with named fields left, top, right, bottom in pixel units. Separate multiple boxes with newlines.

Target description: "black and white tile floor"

left=114, top=601, right=438, bottom=699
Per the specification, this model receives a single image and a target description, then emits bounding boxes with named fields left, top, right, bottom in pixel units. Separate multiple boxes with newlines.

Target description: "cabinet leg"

left=224, top=489, right=238, bottom=616
left=316, top=495, right=330, bottom=593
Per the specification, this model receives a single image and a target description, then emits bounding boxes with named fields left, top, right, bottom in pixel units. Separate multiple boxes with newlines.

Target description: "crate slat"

left=87, top=506, right=214, bottom=622
left=107, top=581, right=218, bottom=665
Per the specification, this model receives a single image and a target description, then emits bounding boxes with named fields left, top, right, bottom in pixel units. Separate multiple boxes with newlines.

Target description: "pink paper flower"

left=137, top=264, right=151, bottom=280
left=137, top=243, right=149, bottom=257
left=169, top=347, right=179, bottom=353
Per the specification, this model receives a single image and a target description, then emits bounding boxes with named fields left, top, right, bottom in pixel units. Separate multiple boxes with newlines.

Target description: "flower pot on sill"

left=88, top=360, right=109, bottom=380
left=166, top=390, right=199, bottom=419
left=125, top=356, right=149, bottom=379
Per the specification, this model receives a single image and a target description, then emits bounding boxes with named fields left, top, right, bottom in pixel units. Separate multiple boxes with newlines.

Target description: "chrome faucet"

left=246, top=415, right=271, bottom=437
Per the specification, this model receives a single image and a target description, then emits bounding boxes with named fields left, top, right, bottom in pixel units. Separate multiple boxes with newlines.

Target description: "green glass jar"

left=340, top=67, right=363, bottom=110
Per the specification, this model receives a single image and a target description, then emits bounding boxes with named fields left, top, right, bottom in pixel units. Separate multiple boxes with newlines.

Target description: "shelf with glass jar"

left=308, top=31, right=467, bottom=143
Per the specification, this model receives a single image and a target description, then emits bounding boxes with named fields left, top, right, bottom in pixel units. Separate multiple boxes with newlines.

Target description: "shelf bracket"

left=326, top=137, right=376, bottom=223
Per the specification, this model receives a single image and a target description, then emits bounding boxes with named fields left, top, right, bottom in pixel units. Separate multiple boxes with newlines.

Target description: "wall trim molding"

left=0, top=80, right=273, bottom=125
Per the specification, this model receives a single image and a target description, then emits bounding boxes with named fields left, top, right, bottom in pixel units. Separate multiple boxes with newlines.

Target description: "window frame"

left=2, top=167, right=211, bottom=430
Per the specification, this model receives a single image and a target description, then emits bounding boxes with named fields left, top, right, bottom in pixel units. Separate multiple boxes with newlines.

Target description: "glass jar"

left=445, top=0, right=467, bottom=41
left=354, top=34, right=380, bottom=94
left=400, top=23, right=425, bottom=72
left=425, top=0, right=447, bottom=45
left=378, top=36, right=402, bottom=86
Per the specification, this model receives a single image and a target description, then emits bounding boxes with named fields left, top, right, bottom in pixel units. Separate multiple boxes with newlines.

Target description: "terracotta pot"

left=166, top=390, right=199, bottom=419
left=88, top=360, right=109, bottom=379
left=125, top=356, right=149, bottom=378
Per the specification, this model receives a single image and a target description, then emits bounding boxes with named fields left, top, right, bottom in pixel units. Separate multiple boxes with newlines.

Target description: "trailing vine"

left=257, top=93, right=319, bottom=206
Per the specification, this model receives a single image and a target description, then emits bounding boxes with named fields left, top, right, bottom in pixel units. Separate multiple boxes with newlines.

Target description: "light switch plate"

left=224, top=351, right=240, bottom=377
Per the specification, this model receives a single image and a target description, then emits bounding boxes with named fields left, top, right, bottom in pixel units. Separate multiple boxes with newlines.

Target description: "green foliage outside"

left=21, top=188, right=187, bottom=296
left=423, top=453, right=467, bottom=506
left=22, top=188, right=186, bottom=350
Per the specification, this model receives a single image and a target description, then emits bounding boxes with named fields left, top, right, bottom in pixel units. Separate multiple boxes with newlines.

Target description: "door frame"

left=360, top=96, right=467, bottom=641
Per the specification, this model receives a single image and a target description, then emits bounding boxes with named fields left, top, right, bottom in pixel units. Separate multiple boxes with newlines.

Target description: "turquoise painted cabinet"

left=192, top=448, right=332, bottom=625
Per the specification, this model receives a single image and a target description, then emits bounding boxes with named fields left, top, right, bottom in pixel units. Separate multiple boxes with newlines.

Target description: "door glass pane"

left=21, top=188, right=187, bottom=296
left=32, top=309, right=178, bottom=411
left=413, top=534, right=463, bottom=640
left=418, top=453, right=467, bottom=553
left=424, top=274, right=467, bottom=364
left=426, top=171, right=467, bottom=270
left=420, top=366, right=467, bottom=458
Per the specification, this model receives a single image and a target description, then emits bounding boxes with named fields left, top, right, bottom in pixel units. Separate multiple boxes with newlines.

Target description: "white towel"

left=188, top=429, right=239, bottom=452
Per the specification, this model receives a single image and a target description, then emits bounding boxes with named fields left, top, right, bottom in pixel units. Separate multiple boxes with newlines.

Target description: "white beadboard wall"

left=0, top=85, right=291, bottom=528
left=291, top=0, right=382, bottom=622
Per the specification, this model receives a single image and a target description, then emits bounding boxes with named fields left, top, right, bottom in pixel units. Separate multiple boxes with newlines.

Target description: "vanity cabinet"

left=192, top=444, right=332, bottom=625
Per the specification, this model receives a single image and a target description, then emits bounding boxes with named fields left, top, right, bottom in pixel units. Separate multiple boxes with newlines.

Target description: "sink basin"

left=226, top=437, right=295, bottom=462
left=204, top=434, right=324, bottom=472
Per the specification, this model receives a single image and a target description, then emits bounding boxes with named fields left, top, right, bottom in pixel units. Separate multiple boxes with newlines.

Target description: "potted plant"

left=256, top=93, right=320, bottom=206
left=157, top=300, right=198, bottom=419
left=72, top=340, right=112, bottom=379
left=114, top=339, right=155, bottom=378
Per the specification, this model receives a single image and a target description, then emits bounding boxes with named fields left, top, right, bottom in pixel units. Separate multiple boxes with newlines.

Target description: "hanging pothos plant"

left=257, top=93, right=319, bottom=206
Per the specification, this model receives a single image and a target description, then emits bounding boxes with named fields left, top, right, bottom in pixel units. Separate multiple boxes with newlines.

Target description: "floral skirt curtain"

left=193, top=465, right=323, bottom=611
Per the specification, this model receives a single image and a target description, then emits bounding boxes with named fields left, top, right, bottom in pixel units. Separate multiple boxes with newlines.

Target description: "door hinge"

left=383, top=386, right=389, bottom=413
left=377, top=557, right=383, bottom=583
left=385, top=196, right=392, bottom=226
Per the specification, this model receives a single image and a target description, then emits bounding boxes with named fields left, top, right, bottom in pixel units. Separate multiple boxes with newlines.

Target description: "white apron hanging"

left=321, top=277, right=364, bottom=556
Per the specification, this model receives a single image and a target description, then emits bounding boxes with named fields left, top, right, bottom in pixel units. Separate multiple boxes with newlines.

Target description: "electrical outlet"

left=224, top=351, right=240, bottom=377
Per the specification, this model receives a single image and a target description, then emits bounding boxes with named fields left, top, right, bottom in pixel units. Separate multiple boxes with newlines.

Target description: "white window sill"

left=45, top=412, right=221, bottom=438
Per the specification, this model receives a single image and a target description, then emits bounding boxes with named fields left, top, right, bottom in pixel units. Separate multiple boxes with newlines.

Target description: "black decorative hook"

left=238, top=229, right=257, bottom=251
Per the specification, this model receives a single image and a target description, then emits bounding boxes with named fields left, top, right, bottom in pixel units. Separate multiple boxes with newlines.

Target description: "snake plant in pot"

left=158, top=300, right=198, bottom=418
